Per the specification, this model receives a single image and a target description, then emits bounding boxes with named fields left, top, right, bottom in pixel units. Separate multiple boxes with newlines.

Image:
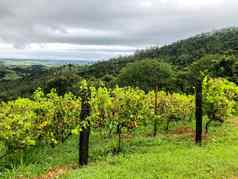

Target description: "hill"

left=0, top=64, right=84, bottom=100
left=85, top=27, right=238, bottom=78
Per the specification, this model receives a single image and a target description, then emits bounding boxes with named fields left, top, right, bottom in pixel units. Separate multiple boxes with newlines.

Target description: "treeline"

left=1, top=53, right=238, bottom=101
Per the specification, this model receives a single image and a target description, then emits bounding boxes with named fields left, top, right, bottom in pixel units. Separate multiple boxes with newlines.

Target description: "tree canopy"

left=118, top=59, right=175, bottom=91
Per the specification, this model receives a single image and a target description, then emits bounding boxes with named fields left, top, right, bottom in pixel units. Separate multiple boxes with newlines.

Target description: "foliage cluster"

left=203, top=77, right=238, bottom=132
left=0, top=89, right=81, bottom=156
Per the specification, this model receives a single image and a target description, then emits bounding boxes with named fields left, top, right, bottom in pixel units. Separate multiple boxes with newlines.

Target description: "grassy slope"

left=62, top=119, right=238, bottom=179
left=2, top=118, right=238, bottom=179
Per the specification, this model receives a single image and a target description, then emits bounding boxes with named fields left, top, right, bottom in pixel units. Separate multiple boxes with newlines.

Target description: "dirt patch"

left=228, top=117, right=238, bottom=128
left=122, top=133, right=133, bottom=142
left=34, top=164, right=77, bottom=179
left=166, top=127, right=211, bottom=143
left=175, top=127, right=194, bottom=134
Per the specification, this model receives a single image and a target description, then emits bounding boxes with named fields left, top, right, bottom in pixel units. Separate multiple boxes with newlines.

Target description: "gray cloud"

left=0, top=0, right=237, bottom=60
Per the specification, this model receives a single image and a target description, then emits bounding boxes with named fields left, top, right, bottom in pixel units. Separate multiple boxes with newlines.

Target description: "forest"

left=1, top=27, right=238, bottom=178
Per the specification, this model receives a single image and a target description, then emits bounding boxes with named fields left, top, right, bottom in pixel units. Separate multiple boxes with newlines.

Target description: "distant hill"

left=84, top=27, right=238, bottom=78
left=0, top=64, right=85, bottom=100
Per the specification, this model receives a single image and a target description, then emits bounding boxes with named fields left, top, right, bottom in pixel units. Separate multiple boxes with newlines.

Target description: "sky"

left=0, top=0, right=237, bottom=61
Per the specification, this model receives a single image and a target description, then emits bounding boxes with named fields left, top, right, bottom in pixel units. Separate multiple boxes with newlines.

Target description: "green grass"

left=1, top=118, right=238, bottom=178
left=62, top=121, right=238, bottom=179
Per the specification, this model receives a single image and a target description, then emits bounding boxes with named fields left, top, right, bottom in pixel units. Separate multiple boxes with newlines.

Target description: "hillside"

left=0, top=65, right=83, bottom=100
left=85, top=27, right=238, bottom=78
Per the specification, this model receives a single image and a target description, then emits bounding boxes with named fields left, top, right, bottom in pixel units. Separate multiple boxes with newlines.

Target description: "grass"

left=1, top=118, right=238, bottom=178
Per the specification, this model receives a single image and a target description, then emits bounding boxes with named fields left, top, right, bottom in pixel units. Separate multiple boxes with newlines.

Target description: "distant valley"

left=0, top=58, right=95, bottom=66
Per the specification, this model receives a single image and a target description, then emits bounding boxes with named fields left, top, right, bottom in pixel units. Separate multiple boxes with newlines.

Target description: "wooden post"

left=79, top=89, right=90, bottom=166
left=153, top=85, right=158, bottom=137
left=79, top=127, right=90, bottom=165
left=117, top=124, right=122, bottom=153
left=195, top=79, right=203, bottom=145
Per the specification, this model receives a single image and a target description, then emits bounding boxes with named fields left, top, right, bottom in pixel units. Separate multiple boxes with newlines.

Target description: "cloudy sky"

left=0, top=0, right=237, bottom=61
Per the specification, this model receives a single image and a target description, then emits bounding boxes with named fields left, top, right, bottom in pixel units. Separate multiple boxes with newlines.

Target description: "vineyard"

left=0, top=77, right=238, bottom=178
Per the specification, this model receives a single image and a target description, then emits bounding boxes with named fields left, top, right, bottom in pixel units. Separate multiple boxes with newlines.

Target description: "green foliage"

left=1, top=77, right=238, bottom=175
left=78, top=27, right=238, bottom=82
left=0, top=64, right=83, bottom=101
left=134, top=27, right=238, bottom=67
left=0, top=88, right=82, bottom=156
left=1, top=77, right=236, bottom=155
left=89, top=86, right=112, bottom=128
left=109, top=87, right=149, bottom=129
left=118, top=59, right=175, bottom=91
left=33, top=89, right=82, bottom=144
left=203, top=77, right=238, bottom=124
left=0, top=98, right=38, bottom=151
left=147, top=91, right=194, bottom=129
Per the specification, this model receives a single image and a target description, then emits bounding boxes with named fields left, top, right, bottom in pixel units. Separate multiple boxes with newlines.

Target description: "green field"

left=2, top=117, right=238, bottom=179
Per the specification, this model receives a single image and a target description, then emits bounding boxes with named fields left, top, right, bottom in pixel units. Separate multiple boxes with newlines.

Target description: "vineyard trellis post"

left=195, top=79, right=203, bottom=145
left=153, top=85, right=159, bottom=136
left=79, top=87, right=91, bottom=166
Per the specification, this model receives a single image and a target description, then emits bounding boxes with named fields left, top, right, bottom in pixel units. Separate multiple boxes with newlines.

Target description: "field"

left=2, top=117, right=238, bottom=179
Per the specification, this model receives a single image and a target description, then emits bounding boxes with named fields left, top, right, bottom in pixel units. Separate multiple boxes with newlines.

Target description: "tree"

left=118, top=59, right=175, bottom=92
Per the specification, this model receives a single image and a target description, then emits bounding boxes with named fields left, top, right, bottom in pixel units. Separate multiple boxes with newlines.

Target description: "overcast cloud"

left=0, top=0, right=237, bottom=60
